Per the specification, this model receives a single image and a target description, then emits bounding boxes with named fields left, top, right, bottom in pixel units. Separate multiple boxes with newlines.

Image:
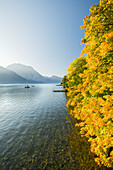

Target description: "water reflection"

left=0, top=84, right=109, bottom=169
left=67, top=114, right=111, bottom=170
left=0, top=84, right=76, bottom=169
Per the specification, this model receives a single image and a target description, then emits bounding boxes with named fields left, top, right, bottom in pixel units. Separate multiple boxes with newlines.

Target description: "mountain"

left=44, top=75, right=63, bottom=83
left=7, top=63, right=45, bottom=83
left=6, top=63, right=62, bottom=83
left=0, top=66, right=27, bottom=84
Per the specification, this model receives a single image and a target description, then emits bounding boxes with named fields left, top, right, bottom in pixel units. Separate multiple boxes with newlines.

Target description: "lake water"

left=0, top=84, right=76, bottom=169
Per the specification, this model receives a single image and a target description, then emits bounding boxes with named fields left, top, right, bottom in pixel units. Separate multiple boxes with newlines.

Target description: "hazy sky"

left=0, top=0, right=99, bottom=77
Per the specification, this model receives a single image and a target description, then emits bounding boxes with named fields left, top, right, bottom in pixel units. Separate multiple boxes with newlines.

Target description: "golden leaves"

left=65, top=0, right=113, bottom=168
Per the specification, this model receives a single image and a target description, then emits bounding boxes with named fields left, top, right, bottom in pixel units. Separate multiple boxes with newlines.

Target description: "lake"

left=0, top=84, right=76, bottom=169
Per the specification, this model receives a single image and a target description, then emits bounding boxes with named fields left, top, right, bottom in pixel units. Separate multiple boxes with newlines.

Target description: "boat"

left=24, top=85, right=30, bottom=88
left=32, top=85, right=34, bottom=87
left=24, top=79, right=30, bottom=88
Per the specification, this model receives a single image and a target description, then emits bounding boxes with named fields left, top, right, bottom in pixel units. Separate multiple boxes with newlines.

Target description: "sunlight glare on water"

left=0, top=84, right=76, bottom=169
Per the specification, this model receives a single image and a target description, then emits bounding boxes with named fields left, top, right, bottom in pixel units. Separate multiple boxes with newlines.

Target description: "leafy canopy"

left=66, top=0, right=113, bottom=168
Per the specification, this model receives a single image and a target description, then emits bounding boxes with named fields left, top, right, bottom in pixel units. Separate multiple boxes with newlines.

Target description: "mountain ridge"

left=0, top=63, right=62, bottom=84
left=0, top=66, right=27, bottom=84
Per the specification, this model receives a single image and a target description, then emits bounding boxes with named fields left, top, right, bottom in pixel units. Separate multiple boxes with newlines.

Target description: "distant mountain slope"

left=44, top=75, right=62, bottom=83
left=7, top=63, right=45, bottom=83
left=7, top=63, right=62, bottom=83
left=0, top=66, right=26, bottom=84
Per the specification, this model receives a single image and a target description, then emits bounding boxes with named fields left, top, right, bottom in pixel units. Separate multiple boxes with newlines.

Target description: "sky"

left=0, top=0, right=99, bottom=77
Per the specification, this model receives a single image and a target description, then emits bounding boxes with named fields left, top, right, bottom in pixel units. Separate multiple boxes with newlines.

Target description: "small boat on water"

left=24, top=85, right=30, bottom=88
left=32, top=85, right=34, bottom=87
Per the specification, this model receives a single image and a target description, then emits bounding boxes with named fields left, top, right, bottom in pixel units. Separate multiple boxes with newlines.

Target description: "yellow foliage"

left=66, top=0, right=113, bottom=168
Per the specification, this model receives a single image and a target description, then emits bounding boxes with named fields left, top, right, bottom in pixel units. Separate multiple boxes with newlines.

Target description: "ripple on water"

left=0, top=84, right=76, bottom=169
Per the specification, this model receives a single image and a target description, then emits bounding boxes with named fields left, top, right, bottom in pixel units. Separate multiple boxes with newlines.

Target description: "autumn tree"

left=62, top=75, right=68, bottom=88
left=66, top=0, right=113, bottom=168
left=66, top=56, right=87, bottom=112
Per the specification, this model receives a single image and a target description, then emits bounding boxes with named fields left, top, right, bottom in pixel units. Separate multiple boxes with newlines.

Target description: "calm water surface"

left=0, top=84, right=76, bottom=169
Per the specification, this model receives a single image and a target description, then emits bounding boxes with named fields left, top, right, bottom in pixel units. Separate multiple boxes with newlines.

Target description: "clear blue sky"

left=0, top=0, right=99, bottom=77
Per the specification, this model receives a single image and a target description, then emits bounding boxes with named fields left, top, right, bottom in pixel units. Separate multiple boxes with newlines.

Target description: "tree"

left=66, top=0, right=113, bottom=167
left=62, top=75, right=68, bottom=88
